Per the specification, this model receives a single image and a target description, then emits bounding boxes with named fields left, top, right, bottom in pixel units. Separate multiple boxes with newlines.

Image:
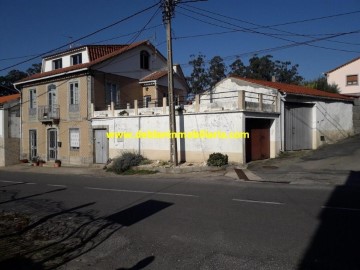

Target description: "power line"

left=182, top=3, right=360, bottom=47
left=177, top=7, right=360, bottom=54
left=0, top=1, right=161, bottom=72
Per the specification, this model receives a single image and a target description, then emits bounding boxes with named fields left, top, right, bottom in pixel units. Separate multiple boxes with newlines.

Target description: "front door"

left=48, top=128, right=57, bottom=160
left=94, top=129, right=108, bottom=163
left=29, top=130, right=37, bottom=159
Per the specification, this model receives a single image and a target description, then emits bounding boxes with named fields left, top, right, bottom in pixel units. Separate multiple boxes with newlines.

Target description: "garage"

left=285, top=102, right=313, bottom=151
left=245, top=118, right=272, bottom=162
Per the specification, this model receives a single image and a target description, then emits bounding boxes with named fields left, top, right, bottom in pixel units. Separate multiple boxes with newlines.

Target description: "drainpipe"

left=13, top=84, right=22, bottom=160
left=279, top=92, right=287, bottom=151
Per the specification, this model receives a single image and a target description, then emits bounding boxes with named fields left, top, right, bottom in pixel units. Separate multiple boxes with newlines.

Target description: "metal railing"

left=38, top=105, right=60, bottom=121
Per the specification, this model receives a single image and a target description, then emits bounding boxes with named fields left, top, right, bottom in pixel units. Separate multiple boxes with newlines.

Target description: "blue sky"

left=1, top=0, right=360, bottom=80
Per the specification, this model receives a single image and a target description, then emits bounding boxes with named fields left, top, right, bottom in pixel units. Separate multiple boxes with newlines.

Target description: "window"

left=69, top=129, right=80, bottom=150
left=52, top=59, right=62, bottom=70
left=71, top=53, right=82, bottom=65
left=140, top=50, right=150, bottom=69
left=143, top=95, right=151, bottom=108
left=29, top=89, right=37, bottom=109
left=346, top=75, right=358, bottom=86
left=105, top=82, right=120, bottom=106
left=69, top=82, right=79, bottom=112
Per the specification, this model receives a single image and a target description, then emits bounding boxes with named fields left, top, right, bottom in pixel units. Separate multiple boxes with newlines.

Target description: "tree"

left=303, top=76, right=339, bottom=93
left=187, top=54, right=209, bottom=94
left=208, top=56, right=227, bottom=89
left=229, top=57, right=246, bottom=77
left=274, top=60, right=303, bottom=85
left=0, top=69, right=27, bottom=87
left=27, top=63, right=42, bottom=75
left=245, top=55, right=275, bottom=81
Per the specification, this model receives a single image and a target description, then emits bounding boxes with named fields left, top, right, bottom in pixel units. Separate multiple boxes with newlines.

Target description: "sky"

left=1, top=0, right=360, bottom=80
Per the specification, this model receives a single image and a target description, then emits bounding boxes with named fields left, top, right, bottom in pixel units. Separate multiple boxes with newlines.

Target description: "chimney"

left=271, top=75, right=276, bottom=82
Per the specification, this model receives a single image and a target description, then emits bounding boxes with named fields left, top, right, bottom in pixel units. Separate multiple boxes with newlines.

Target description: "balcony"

left=38, top=105, right=60, bottom=124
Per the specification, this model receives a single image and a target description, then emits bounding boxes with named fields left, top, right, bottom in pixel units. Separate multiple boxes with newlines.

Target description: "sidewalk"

left=2, top=134, right=359, bottom=186
left=243, top=134, right=360, bottom=186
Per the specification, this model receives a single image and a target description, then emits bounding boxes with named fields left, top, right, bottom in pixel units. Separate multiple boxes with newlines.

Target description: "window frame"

left=140, top=50, right=150, bottom=70
left=69, top=128, right=80, bottom=150
left=52, top=58, right=62, bottom=70
left=346, top=74, right=358, bottom=86
left=105, top=82, right=120, bottom=106
left=71, top=53, right=82, bottom=65
left=29, top=88, right=37, bottom=109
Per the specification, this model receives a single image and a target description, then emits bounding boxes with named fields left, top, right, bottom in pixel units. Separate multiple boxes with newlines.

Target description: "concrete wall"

left=92, top=111, right=281, bottom=164
left=327, top=59, right=360, bottom=95
left=0, top=107, right=20, bottom=166
left=314, top=101, right=353, bottom=144
left=352, top=98, right=360, bottom=134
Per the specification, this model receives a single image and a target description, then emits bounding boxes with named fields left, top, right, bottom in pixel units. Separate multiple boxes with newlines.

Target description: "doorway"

left=94, top=129, right=108, bottom=163
left=47, top=128, right=57, bottom=160
left=29, top=130, right=37, bottom=159
left=245, top=118, right=271, bottom=162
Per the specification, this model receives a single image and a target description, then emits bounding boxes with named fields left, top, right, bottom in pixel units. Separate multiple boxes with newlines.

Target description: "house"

left=326, top=56, right=360, bottom=96
left=14, top=40, right=188, bottom=165
left=0, top=94, right=20, bottom=166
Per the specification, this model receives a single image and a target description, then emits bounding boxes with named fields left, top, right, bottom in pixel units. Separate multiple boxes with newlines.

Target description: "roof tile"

left=16, top=41, right=148, bottom=84
left=0, top=94, right=20, bottom=104
left=231, top=76, right=353, bottom=101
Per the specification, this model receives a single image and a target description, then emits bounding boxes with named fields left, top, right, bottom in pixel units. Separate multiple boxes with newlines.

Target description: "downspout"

left=13, top=84, right=22, bottom=160
left=279, top=92, right=287, bottom=151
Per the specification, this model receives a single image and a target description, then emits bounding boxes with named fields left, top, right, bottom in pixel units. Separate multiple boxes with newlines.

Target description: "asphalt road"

left=0, top=171, right=360, bottom=270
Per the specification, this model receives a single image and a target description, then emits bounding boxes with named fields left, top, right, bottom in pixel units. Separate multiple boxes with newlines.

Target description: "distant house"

left=0, top=94, right=20, bottom=166
left=14, top=40, right=188, bottom=165
left=326, top=56, right=360, bottom=96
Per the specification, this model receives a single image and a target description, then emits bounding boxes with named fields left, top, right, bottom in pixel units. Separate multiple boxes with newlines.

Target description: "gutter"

left=13, top=84, right=22, bottom=160
left=14, top=68, right=89, bottom=87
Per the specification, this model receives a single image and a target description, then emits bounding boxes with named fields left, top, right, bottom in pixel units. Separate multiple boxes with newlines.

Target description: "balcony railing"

left=38, top=105, right=60, bottom=122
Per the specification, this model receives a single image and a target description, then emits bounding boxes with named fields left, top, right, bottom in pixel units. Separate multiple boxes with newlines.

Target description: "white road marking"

left=0, top=180, right=24, bottom=184
left=85, top=187, right=199, bottom=198
left=232, top=198, right=284, bottom=205
left=47, top=184, right=67, bottom=188
left=321, top=206, right=360, bottom=212
left=25, top=182, right=37, bottom=185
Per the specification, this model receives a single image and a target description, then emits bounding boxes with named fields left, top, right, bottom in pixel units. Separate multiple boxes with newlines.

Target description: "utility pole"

left=162, top=0, right=178, bottom=165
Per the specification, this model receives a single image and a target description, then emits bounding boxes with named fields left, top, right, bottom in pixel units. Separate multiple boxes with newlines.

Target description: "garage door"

left=285, top=103, right=313, bottom=151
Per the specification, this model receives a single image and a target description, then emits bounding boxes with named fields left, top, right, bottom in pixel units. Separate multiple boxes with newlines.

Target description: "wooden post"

left=238, top=90, right=245, bottom=110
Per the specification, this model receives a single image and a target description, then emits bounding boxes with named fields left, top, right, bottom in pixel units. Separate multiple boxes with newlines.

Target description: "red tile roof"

left=87, top=45, right=128, bottom=61
left=325, top=56, right=360, bottom=74
left=0, top=94, right=20, bottom=104
left=16, top=41, right=148, bottom=84
left=140, top=70, right=168, bottom=82
left=231, top=76, right=353, bottom=101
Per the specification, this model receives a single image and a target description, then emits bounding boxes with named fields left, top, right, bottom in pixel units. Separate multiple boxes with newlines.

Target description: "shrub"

left=108, top=152, right=145, bottom=174
left=207, top=152, right=228, bottom=167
